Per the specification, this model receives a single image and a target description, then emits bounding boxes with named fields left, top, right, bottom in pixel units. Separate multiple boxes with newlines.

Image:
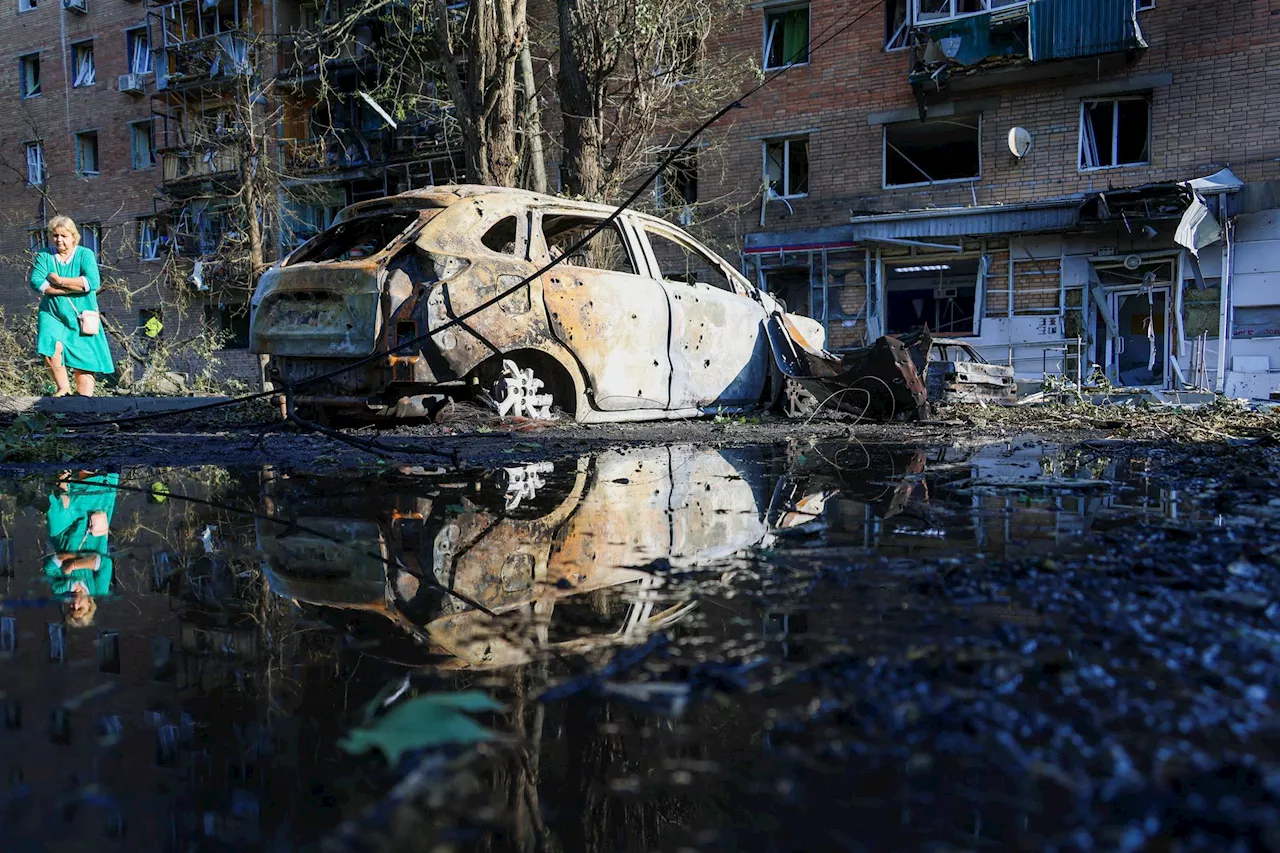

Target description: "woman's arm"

left=41, top=249, right=99, bottom=294
left=29, top=252, right=52, bottom=294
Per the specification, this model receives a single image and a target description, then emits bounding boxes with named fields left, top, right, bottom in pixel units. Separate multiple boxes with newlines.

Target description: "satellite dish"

left=1008, top=127, right=1032, bottom=159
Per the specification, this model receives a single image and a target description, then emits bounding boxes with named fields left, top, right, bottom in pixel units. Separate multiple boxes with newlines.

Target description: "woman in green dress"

left=29, top=215, right=115, bottom=396
left=42, top=470, right=118, bottom=627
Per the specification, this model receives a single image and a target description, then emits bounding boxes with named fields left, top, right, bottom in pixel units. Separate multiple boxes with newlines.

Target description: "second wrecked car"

left=250, top=185, right=827, bottom=421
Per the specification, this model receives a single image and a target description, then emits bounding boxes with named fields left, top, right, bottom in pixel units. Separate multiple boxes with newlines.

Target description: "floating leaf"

left=339, top=690, right=502, bottom=764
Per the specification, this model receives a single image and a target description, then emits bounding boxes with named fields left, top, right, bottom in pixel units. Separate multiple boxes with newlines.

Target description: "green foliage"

left=0, top=413, right=71, bottom=462
left=339, top=690, right=502, bottom=764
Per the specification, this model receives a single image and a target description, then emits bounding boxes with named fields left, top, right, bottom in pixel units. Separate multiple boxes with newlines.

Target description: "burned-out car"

left=250, top=185, right=825, bottom=421
left=926, top=337, right=1017, bottom=405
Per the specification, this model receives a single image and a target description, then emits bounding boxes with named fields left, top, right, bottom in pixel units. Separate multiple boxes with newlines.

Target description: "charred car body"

left=250, top=185, right=827, bottom=421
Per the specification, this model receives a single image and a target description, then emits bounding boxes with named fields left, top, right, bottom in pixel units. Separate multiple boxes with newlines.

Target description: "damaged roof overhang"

left=1079, top=168, right=1245, bottom=223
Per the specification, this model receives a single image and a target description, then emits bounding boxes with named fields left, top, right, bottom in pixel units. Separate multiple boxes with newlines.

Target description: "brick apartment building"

left=704, top=0, right=1280, bottom=396
left=0, top=0, right=463, bottom=390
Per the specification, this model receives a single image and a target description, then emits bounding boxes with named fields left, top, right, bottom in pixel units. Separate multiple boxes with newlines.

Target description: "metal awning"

left=848, top=199, right=1080, bottom=241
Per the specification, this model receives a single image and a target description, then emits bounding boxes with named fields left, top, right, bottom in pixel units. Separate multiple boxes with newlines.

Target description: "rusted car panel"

left=249, top=184, right=821, bottom=421
left=255, top=446, right=772, bottom=668
left=926, top=338, right=1018, bottom=405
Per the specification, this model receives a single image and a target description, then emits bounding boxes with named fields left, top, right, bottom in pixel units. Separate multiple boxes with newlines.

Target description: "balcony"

left=161, top=149, right=240, bottom=196
left=281, top=122, right=455, bottom=177
left=157, top=33, right=254, bottom=92
left=907, top=0, right=1146, bottom=95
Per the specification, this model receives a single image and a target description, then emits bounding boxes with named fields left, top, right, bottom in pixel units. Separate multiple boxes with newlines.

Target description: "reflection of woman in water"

left=43, top=471, right=118, bottom=627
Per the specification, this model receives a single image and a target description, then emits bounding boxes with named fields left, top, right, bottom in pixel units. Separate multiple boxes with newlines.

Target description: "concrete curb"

left=0, top=396, right=234, bottom=416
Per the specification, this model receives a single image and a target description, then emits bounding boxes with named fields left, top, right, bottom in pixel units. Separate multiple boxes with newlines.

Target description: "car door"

left=536, top=210, right=671, bottom=411
left=636, top=221, right=769, bottom=410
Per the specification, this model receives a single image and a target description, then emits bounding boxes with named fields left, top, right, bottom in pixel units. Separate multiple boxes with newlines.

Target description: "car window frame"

left=284, top=210, right=429, bottom=267
left=634, top=220, right=753, bottom=298
left=532, top=208, right=646, bottom=277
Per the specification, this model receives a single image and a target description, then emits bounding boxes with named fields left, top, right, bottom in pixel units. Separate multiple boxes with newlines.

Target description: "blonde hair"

left=64, top=596, right=97, bottom=628
left=47, top=216, right=81, bottom=246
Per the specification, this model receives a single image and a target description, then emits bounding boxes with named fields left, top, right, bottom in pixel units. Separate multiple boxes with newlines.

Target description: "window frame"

left=537, top=211, right=643, bottom=276
left=24, top=141, right=44, bottom=186
left=130, top=119, right=156, bottom=170
left=18, top=0, right=36, bottom=12
left=882, top=115, right=983, bottom=190
left=761, top=2, right=810, bottom=71
left=762, top=135, right=810, bottom=200
left=912, top=0, right=1027, bottom=26
left=70, top=40, right=95, bottom=88
left=139, top=217, right=160, bottom=261
left=19, top=53, right=40, bottom=99
left=81, top=222, right=101, bottom=254
left=27, top=229, right=43, bottom=255
left=125, top=26, right=153, bottom=76
left=638, top=221, right=748, bottom=297
left=1077, top=94, right=1151, bottom=172
left=74, top=131, right=100, bottom=177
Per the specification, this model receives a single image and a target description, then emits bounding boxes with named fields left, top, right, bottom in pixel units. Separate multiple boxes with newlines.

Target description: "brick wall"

left=702, top=1, right=1280, bottom=250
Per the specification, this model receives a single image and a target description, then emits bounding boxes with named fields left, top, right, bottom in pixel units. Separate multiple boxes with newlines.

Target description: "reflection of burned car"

left=250, top=185, right=825, bottom=421
left=256, top=446, right=774, bottom=668
left=926, top=338, right=1017, bottom=405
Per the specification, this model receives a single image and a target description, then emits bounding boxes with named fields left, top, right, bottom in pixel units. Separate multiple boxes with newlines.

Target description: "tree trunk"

left=434, top=0, right=525, bottom=187
left=556, top=0, right=604, bottom=200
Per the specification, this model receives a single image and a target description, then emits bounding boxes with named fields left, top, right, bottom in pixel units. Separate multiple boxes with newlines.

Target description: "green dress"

left=30, top=246, right=115, bottom=375
left=42, top=473, right=118, bottom=597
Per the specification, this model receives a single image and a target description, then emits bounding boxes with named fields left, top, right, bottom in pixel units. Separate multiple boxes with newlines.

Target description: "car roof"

left=335, top=184, right=686, bottom=233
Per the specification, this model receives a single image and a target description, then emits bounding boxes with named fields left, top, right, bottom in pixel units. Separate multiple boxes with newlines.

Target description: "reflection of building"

left=712, top=2, right=1280, bottom=397
left=0, top=472, right=389, bottom=850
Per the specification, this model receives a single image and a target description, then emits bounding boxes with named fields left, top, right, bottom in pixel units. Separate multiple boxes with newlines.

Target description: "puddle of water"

left=0, top=442, right=1257, bottom=851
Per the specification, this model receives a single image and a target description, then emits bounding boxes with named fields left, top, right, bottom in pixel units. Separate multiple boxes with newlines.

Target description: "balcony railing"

left=158, top=33, right=254, bottom=91
left=281, top=125, right=455, bottom=175
left=906, top=0, right=1146, bottom=93
left=161, top=149, right=240, bottom=183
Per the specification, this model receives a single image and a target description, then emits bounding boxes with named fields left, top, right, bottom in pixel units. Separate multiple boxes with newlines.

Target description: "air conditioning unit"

left=62, top=0, right=87, bottom=13
left=118, top=73, right=146, bottom=94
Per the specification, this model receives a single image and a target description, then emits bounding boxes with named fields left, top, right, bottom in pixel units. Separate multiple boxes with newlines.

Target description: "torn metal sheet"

left=1175, top=193, right=1222, bottom=257
left=767, top=318, right=931, bottom=421
left=249, top=185, right=823, bottom=423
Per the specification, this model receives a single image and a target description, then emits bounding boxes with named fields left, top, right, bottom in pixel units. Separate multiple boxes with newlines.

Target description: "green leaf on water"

left=339, top=690, right=502, bottom=764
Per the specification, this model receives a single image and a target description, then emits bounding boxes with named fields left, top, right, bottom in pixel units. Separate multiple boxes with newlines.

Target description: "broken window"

left=765, top=136, right=809, bottom=198
left=127, top=28, right=152, bottom=75
left=1079, top=96, right=1150, bottom=170
left=205, top=304, right=250, bottom=349
left=24, top=141, right=44, bottom=185
left=81, top=223, right=101, bottom=254
left=885, top=258, right=979, bottom=335
left=884, top=116, right=980, bottom=187
left=763, top=4, right=809, bottom=69
left=481, top=216, right=519, bottom=255
left=18, top=0, right=35, bottom=12
left=19, top=54, right=39, bottom=98
left=71, top=42, right=94, bottom=87
left=542, top=215, right=637, bottom=275
left=27, top=230, right=42, bottom=255
left=644, top=227, right=736, bottom=293
left=139, top=218, right=160, bottom=261
left=1233, top=306, right=1280, bottom=340
left=75, top=132, right=99, bottom=177
left=656, top=150, right=697, bottom=222
left=131, top=121, right=155, bottom=170
left=766, top=267, right=816, bottom=317
left=290, top=213, right=419, bottom=264
left=885, top=0, right=910, bottom=50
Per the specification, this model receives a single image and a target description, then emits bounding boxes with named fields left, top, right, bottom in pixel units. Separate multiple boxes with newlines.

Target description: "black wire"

left=63, top=0, right=887, bottom=433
